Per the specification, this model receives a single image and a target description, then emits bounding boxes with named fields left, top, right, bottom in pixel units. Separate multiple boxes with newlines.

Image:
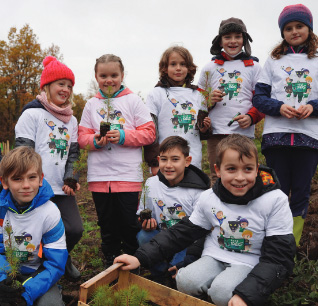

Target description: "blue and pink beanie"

left=278, top=4, right=313, bottom=38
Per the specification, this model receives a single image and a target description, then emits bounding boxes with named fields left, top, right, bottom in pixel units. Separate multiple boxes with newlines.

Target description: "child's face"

left=1, top=167, right=43, bottom=206
left=95, top=62, right=124, bottom=95
left=166, top=52, right=188, bottom=85
left=158, top=147, right=191, bottom=186
left=49, top=79, right=73, bottom=106
left=220, top=32, right=244, bottom=59
left=214, top=148, right=258, bottom=197
left=283, top=21, right=309, bottom=46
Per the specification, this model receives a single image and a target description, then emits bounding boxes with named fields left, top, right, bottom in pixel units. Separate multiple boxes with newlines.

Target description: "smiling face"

left=283, top=21, right=309, bottom=46
left=95, top=61, right=124, bottom=95
left=1, top=166, right=43, bottom=206
left=158, top=147, right=192, bottom=186
left=220, top=32, right=244, bottom=59
left=166, top=52, right=188, bottom=85
left=214, top=148, right=258, bottom=196
left=49, top=79, right=73, bottom=107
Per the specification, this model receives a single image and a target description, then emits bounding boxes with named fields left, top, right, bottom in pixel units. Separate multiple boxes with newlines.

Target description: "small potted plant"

left=139, top=161, right=152, bottom=224
left=99, top=86, right=113, bottom=139
left=197, top=71, right=214, bottom=130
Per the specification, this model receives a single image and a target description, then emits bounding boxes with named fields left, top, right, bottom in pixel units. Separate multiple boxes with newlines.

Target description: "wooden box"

left=78, top=263, right=214, bottom=306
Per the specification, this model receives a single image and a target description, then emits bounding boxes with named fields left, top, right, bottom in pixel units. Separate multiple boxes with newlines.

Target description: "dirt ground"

left=60, top=175, right=318, bottom=306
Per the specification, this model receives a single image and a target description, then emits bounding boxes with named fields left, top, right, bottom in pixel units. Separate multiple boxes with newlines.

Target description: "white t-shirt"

left=146, top=87, right=205, bottom=168
left=80, top=93, right=152, bottom=182
left=198, top=60, right=261, bottom=137
left=15, top=109, right=78, bottom=195
left=258, top=54, right=318, bottom=140
left=137, top=175, right=204, bottom=229
left=189, top=188, right=292, bottom=268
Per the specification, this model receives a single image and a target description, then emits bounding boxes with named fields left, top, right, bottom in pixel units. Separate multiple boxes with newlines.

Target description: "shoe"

left=65, top=255, right=81, bottom=281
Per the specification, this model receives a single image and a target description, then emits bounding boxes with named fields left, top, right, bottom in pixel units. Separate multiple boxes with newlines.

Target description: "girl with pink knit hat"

left=15, top=56, right=83, bottom=282
left=253, top=4, right=318, bottom=247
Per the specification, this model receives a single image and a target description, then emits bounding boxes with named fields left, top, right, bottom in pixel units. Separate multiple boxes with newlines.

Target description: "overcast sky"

left=1, top=0, right=317, bottom=99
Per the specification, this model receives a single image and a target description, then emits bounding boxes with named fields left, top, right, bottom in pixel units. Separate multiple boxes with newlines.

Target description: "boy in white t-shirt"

left=115, top=134, right=296, bottom=306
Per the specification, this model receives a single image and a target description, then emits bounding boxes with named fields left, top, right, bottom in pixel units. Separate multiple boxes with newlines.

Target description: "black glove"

left=0, top=277, right=27, bottom=305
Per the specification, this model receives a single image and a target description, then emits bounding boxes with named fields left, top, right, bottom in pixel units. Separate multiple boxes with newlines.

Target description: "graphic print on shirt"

left=97, top=107, right=126, bottom=130
left=3, top=220, right=38, bottom=263
left=154, top=198, right=187, bottom=229
left=46, top=119, right=70, bottom=165
left=214, top=213, right=254, bottom=253
left=217, top=69, right=243, bottom=104
left=169, top=97, right=197, bottom=134
left=282, top=66, right=312, bottom=105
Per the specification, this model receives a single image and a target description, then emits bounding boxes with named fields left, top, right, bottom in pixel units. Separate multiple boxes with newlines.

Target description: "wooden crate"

left=78, top=263, right=214, bottom=306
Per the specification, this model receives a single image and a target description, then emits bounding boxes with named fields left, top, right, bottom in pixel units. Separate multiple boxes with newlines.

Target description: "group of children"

left=0, top=3, right=317, bottom=306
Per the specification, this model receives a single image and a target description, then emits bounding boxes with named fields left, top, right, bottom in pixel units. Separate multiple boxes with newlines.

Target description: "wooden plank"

left=78, top=263, right=123, bottom=302
left=129, top=274, right=214, bottom=306
left=117, top=270, right=130, bottom=290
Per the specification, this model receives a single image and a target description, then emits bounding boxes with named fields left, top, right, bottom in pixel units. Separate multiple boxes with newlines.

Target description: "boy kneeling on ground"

left=0, top=147, right=68, bottom=306
left=115, top=134, right=296, bottom=306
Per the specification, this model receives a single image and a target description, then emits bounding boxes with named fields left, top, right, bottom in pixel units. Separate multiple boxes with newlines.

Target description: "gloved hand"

left=0, top=277, right=27, bottom=305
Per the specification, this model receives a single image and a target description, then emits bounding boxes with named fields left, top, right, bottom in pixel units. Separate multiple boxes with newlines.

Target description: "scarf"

left=36, top=92, right=73, bottom=123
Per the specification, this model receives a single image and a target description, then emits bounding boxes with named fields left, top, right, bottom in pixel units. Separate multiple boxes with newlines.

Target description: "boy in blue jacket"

left=0, top=146, right=68, bottom=306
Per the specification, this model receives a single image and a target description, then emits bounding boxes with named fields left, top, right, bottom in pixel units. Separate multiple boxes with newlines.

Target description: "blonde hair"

left=0, top=147, right=42, bottom=184
left=95, top=54, right=124, bottom=73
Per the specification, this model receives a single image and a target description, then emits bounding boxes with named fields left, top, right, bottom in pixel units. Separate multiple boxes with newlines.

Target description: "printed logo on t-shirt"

left=169, top=98, right=198, bottom=134
left=97, top=108, right=126, bottom=130
left=216, top=69, right=243, bottom=105
left=154, top=198, right=187, bottom=229
left=212, top=210, right=253, bottom=253
left=45, top=119, right=70, bottom=165
left=282, top=66, right=312, bottom=106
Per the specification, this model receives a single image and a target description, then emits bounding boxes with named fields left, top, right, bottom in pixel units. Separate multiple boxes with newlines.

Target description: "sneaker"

left=65, top=256, right=81, bottom=282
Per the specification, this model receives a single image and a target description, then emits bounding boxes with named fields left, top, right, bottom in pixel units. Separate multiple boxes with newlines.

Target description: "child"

left=198, top=18, right=264, bottom=182
left=137, top=136, right=210, bottom=281
left=15, top=56, right=83, bottom=280
left=115, top=134, right=296, bottom=306
left=252, top=4, right=318, bottom=246
left=78, top=54, right=156, bottom=266
left=144, top=46, right=211, bottom=174
left=0, top=147, right=67, bottom=306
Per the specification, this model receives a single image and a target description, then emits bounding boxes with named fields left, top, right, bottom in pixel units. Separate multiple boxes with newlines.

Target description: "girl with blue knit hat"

left=253, top=4, right=318, bottom=247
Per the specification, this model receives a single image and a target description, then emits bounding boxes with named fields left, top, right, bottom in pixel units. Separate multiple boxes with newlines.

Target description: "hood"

left=95, top=87, right=133, bottom=99
left=0, top=178, right=54, bottom=213
left=22, top=99, right=45, bottom=114
left=212, top=164, right=280, bottom=205
left=158, top=164, right=211, bottom=190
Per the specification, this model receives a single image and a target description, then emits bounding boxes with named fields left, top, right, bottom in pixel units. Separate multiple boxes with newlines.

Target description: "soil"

left=60, top=173, right=318, bottom=306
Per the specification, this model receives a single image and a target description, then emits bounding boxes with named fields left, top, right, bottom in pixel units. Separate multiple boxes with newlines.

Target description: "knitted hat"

left=40, top=56, right=75, bottom=89
left=210, top=17, right=253, bottom=57
left=278, top=4, right=313, bottom=38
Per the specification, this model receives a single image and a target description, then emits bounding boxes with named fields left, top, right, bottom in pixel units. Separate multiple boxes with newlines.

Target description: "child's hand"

left=234, top=115, right=251, bottom=129
left=228, top=294, right=247, bottom=306
left=139, top=217, right=157, bottom=231
left=296, top=104, right=313, bottom=119
left=199, top=117, right=211, bottom=133
left=168, top=266, right=178, bottom=279
left=114, top=254, right=141, bottom=270
left=107, top=130, right=120, bottom=144
left=62, top=183, right=80, bottom=196
left=280, top=104, right=299, bottom=119
left=211, top=89, right=225, bottom=103
left=94, top=134, right=108, bottom=147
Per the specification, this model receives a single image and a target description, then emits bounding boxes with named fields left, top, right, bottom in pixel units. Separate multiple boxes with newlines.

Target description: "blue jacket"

left=0, top=179, right=68, bottom=305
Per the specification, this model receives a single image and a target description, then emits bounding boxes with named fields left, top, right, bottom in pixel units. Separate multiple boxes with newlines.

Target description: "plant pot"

left=100, top=122, right=111, bottom=138
left=64, top=177, right=77, bottom=191
left=197, top=110, right=209, bottom=129
left=139, top=209, right=152, bottom=224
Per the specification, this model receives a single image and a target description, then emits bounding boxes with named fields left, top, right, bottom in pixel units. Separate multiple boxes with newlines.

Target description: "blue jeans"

left=136, top=229, right=187, bottom=277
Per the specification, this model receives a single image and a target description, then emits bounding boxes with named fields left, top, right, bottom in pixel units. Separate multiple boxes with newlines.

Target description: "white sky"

left=1, top=0, right=317, bottom=99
